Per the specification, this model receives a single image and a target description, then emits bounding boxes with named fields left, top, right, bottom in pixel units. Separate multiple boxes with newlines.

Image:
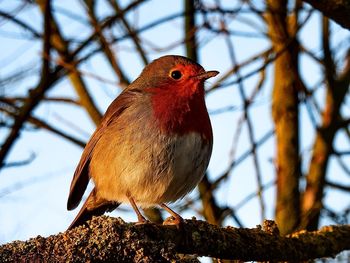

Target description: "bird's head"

left=128, top=55, right=218, bottom=137
left=135, top=55, right=218, bottom=97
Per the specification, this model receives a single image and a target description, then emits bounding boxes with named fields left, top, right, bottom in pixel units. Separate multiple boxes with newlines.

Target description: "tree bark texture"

left=0, top=217, right=349, bottom=262
left=266, top=0, right=301, bottom=235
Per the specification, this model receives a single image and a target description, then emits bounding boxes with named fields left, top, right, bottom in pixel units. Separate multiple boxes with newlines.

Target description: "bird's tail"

left=68, top=188, right=120, bottom=230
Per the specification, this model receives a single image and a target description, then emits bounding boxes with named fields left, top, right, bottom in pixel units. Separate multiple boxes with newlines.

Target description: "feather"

left=67, top=89, right=141, bottom=210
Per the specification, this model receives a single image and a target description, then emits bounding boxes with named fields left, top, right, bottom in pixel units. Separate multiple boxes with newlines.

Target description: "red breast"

left=139, top=55, right=218, bottom=142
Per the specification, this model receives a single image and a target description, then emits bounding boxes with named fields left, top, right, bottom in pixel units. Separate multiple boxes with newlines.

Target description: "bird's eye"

left=171, top=70, right=182, bottom=80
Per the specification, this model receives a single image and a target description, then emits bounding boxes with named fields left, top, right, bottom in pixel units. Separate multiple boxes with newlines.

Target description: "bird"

left=67, top=55, right=219, bottom=230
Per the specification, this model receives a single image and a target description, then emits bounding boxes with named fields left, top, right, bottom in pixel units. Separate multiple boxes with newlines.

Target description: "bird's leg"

left=126, top=193, right=148, bottom=224
left=161, top=203, right=184, bottom=225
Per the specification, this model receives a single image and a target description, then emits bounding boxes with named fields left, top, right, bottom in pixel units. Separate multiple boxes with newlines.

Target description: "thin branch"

left=184, top=0, right=198, bottom=62
left=333, top=150, right=350, bottom=156
left=69, top=0, right=149, bottom=58
left=334, top=153, right=350, bottom=176
left=302, top=0, right=350, bottom=30
left=302, top=19, right=350, bottom=230
left=77, top=11, right=185, bottom=65
left=0, top=9, right=41, bottom=38
left=0, top=100, right=86, bottom=147
left=0, top=96, right=80, bottom=106
left=206, top=47, right=272, bottom=93
left=323, top=205, right=349, bottom=225
left=213, top=129, right=274, bottom=188
left=0, top=165, right=69, bottom=199
left=85, top=0, right=130, bottom=88
left=0, top=64, right=38, bottom=88
left=0, top=0, right=148, bottom=171
left=2, top=152, right=35, bottom=169
left=108, top=0, right=149, bottom=65
left=235, top=180, right=275, bottom=210
left=325, top=180, right=350, bottom=192
left=223, top=25, right=266, bottom=221
left=52, top=54, right=119, bottom=87
left=198, top=173, right=236, bottom=226
left=0, top=0, right=53, bottom=171
left=36, top=2, right=103, bottom=126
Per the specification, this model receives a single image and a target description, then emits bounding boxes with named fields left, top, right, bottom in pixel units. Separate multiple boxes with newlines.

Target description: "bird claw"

left=163, top=216, right=184, bottom=226
left=134, top=217, right=151, bottom=225
left=135, top=221, right=151, bottom=225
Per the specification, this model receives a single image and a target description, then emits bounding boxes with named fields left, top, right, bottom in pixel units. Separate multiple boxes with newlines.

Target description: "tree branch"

left=266, top=0, right=302, bottom=235
left=0, top=102, right=86, bottom=148
left=302, top=0, right=350, bottom=30
left=36, top=0, right=103, bottom=126
left=301, top=19, right=350, bottom=231
left=0, top=0, right=53, bottom=170
left=0, top=217, right=349, bottom=262
left=0, top=9, right=41, bottom=38
left=108, top=0, right=149, bottom=65
left=85, top=0, right=130, bottom=88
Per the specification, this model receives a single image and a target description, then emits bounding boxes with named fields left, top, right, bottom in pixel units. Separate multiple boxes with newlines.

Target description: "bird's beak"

left=194, top=70, right=219, bottom=80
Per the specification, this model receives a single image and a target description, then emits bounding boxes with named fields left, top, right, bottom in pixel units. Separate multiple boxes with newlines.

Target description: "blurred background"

left=0, top=0, right=349, bottom=254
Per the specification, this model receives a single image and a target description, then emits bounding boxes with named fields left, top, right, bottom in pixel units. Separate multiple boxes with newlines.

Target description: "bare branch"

left=213, top=129, right=274, bottom=188
left=2, top=152, right=35, bottom=169
left=108, top=0, right=149, bottom=65
left=326, top=180, right=350, bottom=192
left=302, top=0, right=350, bottom=30
left=0, top=0, right=53, bottom=171
left=0, top=96, right=80, bottom=106
left=85, top=0, right=130, bottom=88
left=223, top=24, right=266, bottom=221
left=302, top=19, right=350, bottom=230
left=0, top=100, right=86, bottom=147
left=0, top=9, right=41, bottom=38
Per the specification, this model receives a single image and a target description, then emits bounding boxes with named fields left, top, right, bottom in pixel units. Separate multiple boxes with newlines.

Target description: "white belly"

left=90, top=129, right=212, bottom=207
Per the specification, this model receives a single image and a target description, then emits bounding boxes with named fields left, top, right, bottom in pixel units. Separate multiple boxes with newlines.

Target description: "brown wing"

left=67, top=187, right=120, bottom=230
left=67, top=89, right=141, bottom=210
left=67, top=127, right=103, bottom=210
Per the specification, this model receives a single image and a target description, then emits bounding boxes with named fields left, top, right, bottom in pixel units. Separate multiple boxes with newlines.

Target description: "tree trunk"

left=266, top=0, right=301, bottom=235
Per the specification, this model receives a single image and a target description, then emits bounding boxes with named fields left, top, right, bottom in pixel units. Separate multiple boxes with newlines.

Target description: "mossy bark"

left=1, top=217, right=349, bottom=262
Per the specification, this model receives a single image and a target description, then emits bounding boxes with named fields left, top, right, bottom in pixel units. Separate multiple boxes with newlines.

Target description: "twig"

left=2, top=152, right=35, bottom=169
left=325, top=180, right=350, bottom=192
left=213, top=129, right=274, bottom=188
left=85, top=0, right=130, bottom=88
left=0, top=9, right=41, bottom=38
left=0, top=0, right=53, bottom=171
left=0, top=96, right=80, bottom=106
left=0, top=100, right=86, bottom=147
left=108, top=0, right=149, bottom=65
left=235, top=180, right=275, bottom=210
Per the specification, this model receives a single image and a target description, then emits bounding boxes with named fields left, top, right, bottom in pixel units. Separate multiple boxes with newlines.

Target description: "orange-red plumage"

left=148, top=75, right=212, bottom=141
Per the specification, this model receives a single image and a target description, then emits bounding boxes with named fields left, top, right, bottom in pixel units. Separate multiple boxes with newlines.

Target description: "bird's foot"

left=134, top=215, right=152, bottom=225
left=134, top=220, right=152, bottom=225
left=163, top=215, right=184, bottom=226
